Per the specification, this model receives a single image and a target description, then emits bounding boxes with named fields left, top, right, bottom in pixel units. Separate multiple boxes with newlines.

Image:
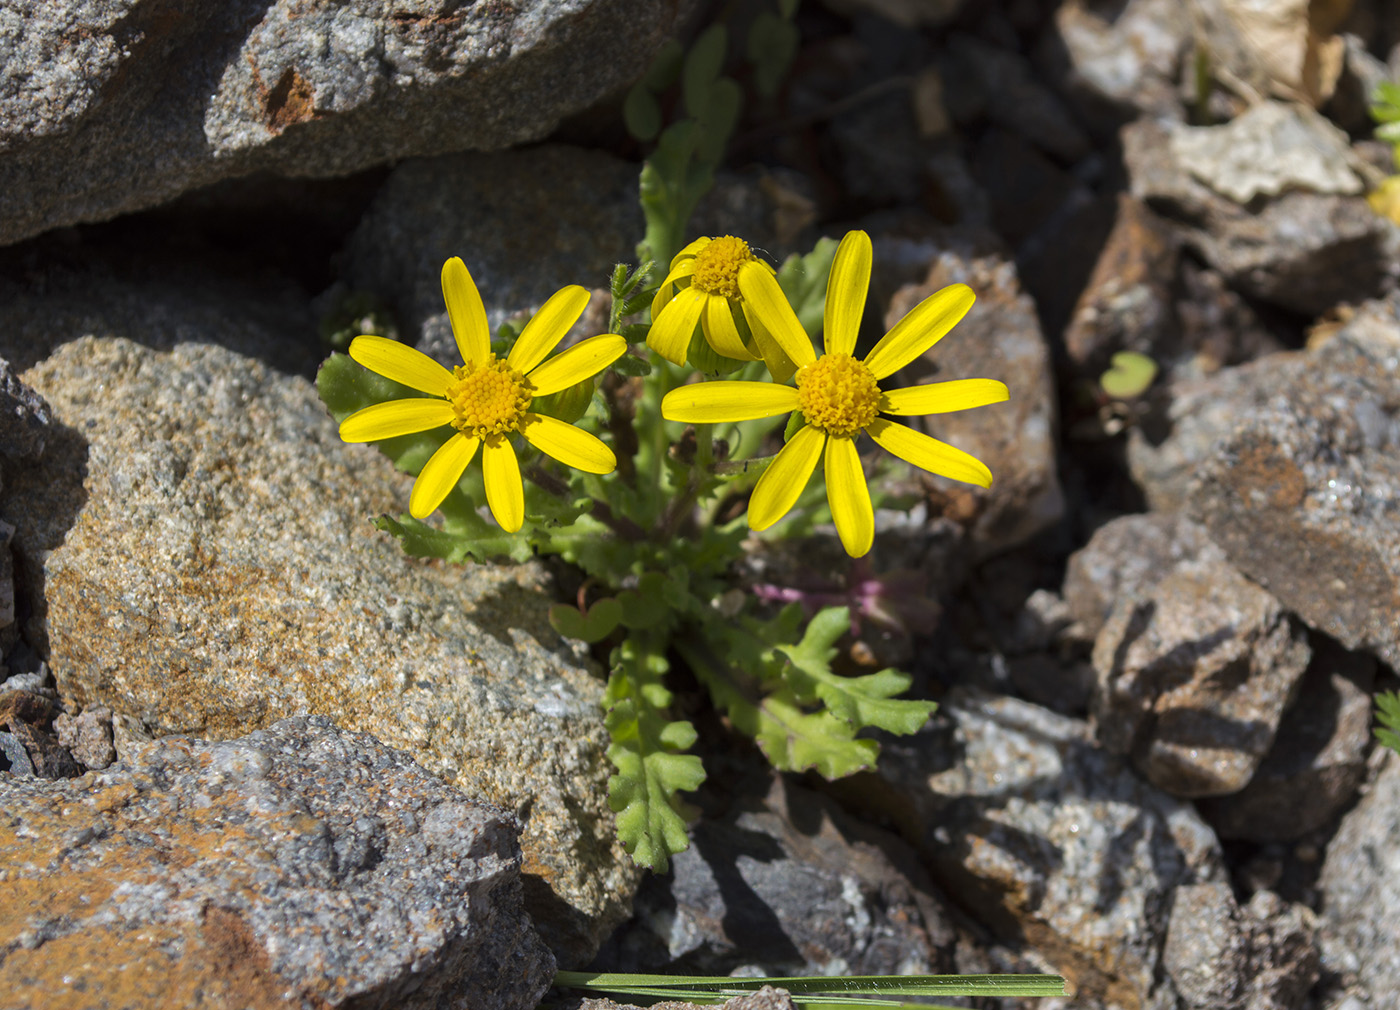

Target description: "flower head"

left=339, top=257, right=626, bottom=530
left=647, top=235, right=798, bottom=380
left=661, top=230, right=1007, bottom=557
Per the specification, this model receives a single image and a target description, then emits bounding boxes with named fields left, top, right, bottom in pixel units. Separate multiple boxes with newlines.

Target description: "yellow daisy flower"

left=647, top=235, right=798, bottom=381
left=662, top=230, right=1008, bottom=558
left=339, top=257, right=627, bottom=531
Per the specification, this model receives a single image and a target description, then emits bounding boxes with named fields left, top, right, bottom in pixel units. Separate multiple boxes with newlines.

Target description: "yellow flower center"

left=444, top=354, right=533, bottom=438
left=691, top=236, right=755, bottom=301
left=796, top=353, right=882, bottom=438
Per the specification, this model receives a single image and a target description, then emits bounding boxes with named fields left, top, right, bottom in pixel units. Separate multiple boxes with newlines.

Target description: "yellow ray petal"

left=348, top=335, right=454, bottom=396
left=410, top=432, right=480, bottom=518
left=749, top=424, right=825, bottom=531
left=824, top=230, right=872, bottom=357
left=647, top=286, right=706, bottom=365
left=703, top=298, right=759, bottom=360
left=339, top=398, right=455, bottom=442
left=662, top=381, right=800, bottom=423
left=881, top=378, right=1009, bottom=415
left=441, top=257, right=490, bottom=365
left=737, top=262, right=817, bottom=369
left=509, top=285, right=591, bottom=375
left=744, top=303, right=797, bottom=383
left=824, top=435, right=874, bottom=557
left=863, top=283, right=975, bottom=380
left=482, top=436, right=524, bottom=532
left=528, top=333, right=628, bottom=395
left=651, top=259, right=697, bottom=321
left=523, top=413, right=616, bottom=474
left=866, top=417, right=992, bottom=487
left=671, top=236, right=711, bottom=268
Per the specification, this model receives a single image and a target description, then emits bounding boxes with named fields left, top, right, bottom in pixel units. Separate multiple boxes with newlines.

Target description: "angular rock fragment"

left=0, top=716, right=555, bottom=1010
left=1091, top=558, right=1311, bottom=798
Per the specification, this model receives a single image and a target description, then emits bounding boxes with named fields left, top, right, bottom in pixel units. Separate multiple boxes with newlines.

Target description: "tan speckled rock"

left=1, top=336, right=637, bottom=964
left=0, top=715, right=554, bottom=1010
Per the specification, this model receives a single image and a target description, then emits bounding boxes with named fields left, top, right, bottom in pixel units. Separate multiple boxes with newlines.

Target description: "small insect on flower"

left=648, top=235, right=798, bottom=380
left=662, top=229, right=1008, bottom=558
left=338, top=257, right=627, bottom=531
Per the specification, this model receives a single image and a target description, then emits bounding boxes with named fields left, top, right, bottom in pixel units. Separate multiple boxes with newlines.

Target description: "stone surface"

left=884, top=244, right=1064, bottom=556
left=342, top=145, right=644, bottom=363
left=598, top=776, right=959, bottom=977
left=0, top=715, right=554, bottom=1010
left=0, top=359, right=52, bottom=461
left=1063, top=194, right=1180, bottom=380
left=849, top=690, right=1223, bottom=1010
left=2, top=335, right=633, bottom=964
left=1124, top=116, right=1387, bottom=316
left=572, top=987, right=798, bottom=1010
left=1091, top=558, right=1311, bottom=798
left=1319, top=751, right=1400, bottom=1007
left=1181, top=296, right=1400, bottom=670
left=1164, top=883, right=1320, bottom=1010
left=52, top=705, right=116, bottom=771
left=1042, top=0, right=1191, bottom=128
left=1199, top=636, right=1376, bottom=841
left=1063, top=513, right=1225, bottom=641
left=0, top=1, right=691, bottom=247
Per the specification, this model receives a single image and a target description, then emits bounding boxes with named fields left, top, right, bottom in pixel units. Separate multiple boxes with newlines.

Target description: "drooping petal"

left=528, top=333, right=628, bottom=395
left=743, top=303, right=797, bottom=383
left=523, top=413, right=616, bottom=474
left=737, top=262, right=817, bottom=369
left=824, top=230, right=872, bottom=357
left=339, top=398, right=455, bottom=442
left=748, top=423, right=825, bottom=531
left=651, top=259, right=697, bottom=321
left=646, top=286, right=707, bottom=365
left=703, top=297, right=759, bottom=360
left=508, top=285, right=591, bottom=374
left=348, top=335, right=454, bottom=396
left=441, top=257, right=490, bottom=365
left=880, top=378, right=1009, bottom=416
left=662, top=381, right=800, bottom=423
left=866, top=417, right=992, bottom=487
left=863, top=283, right=975, bottom=380
left=671, top=236, right=711, bottom=268
left=824, top=435, right=874, bottom=557
left=410, top=432, right=480, bottom=518
left=482, top=436, right=525, bottom=532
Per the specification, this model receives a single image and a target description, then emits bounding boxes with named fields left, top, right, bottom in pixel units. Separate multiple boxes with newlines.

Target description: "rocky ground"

left=2, top=1, right=1399, bottom=1008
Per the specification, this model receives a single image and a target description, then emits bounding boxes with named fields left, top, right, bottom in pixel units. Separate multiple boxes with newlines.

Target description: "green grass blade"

left=553, top=971, right=1067, bottom=999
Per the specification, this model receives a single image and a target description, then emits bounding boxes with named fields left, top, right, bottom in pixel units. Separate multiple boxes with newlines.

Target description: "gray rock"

left=52, top=705, right=116, bottom=770
left=856, top=690, right=1222, bottom=1008
left=1164, top=883, right=1320, bottom=1010
left=1181, top=296, right=1400, bottom=669
left=1063, top=513, right=1225, bottom=640
left=0, top=728, right=32, bottom=775
left=0, top=359, right=52, bottom=460
left=1041, top=0, right=1191, bottom=128
left=1062, top=194, right=1180, bottom=381
left=573, top=987, right=798, bottom=1010
left=0, top=1, right=691, bottom=247
left=883, top=244, right=1064, bottom=556
left=601, top=776, right=958, bottom=977
left=1320, top=751, right=1400, bottom=1005
left=1123, top=116, right=1387, bottom=316
left=1091, top=558, right=1311, bottom=798
left=343, top=145, right=644, bottom=362
left=1199, top=637, right=1376, bottom=841
left=4, top=335, right=633, bottom=964
left=0, top=715, right=554, bottom=1009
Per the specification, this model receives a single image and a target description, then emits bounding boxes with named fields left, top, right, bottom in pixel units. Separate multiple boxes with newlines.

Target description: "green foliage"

left=319, top=290, right=399, bottom=351
left=777, top=236, right=838, bottom=340
left=1099, top=350, right=1158, bottom=400
left=746, top=11, right=800, bottom=99
left=1370, top=81, right=1400, bottom=148
left=1376, top=691, right=1400, bottom=756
